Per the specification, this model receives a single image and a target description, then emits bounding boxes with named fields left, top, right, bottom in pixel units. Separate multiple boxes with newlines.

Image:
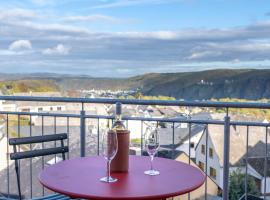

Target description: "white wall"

left=17, top=105, right=66, bottom=113
left=0, top=100, right=3, bottom=111
left=177, top=129, right=204, bottom=158
left=195, top=132, right=223, bottom=188
left=0, top=100, right=16, bottom=112
left=261, top=177, right=270, bottom=194
left=127, top=120, right=147, bottom=139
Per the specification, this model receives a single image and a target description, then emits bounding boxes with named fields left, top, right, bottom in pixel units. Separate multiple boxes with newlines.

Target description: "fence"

left=0, top=96, right=269, bottom=200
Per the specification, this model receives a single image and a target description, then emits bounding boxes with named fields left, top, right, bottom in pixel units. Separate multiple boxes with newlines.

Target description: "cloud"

left=29, top=0, right=59, bottom=6
left=42, top=44, right=70, bottom=55
left=92, top=0, right=180, bottom=9
left=8, top=40, right=32, bottom=51
left=2, top=7, right=270, bottom=76
left=63, top=14, right=123, bottom=23
left=0, top=8, right=36, bottom=20
left=187, top=51, right=223, bottom=60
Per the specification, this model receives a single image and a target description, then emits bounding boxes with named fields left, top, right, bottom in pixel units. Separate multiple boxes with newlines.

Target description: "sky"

left=0, top=0, right=270, bottom=77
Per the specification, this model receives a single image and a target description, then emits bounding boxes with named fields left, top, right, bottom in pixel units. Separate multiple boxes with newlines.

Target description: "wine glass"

left=144, top=127, right=160, bottom=176
left=100, top=128, right=118, bottom=183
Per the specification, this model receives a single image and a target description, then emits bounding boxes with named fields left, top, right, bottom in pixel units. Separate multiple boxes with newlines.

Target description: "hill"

left=0, top=79, right=59, bottom=95
left=134, top=69, right=270, bottom=100
left=0, top=69, right=269, bottom=100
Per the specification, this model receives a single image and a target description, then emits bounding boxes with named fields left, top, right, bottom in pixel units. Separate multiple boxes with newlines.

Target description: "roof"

left=158, top=124, right=205, bottom=148
left=247, top=141, right=270, bottom=157
left=239, top=141, right=270, bottom=177
left=248, top=158, right=270, bottom=177
left=191, top=112, right=213, bottom=120
left=205, top=125, right=267, bottom=166
left=157, top=107, right=180, bottom=118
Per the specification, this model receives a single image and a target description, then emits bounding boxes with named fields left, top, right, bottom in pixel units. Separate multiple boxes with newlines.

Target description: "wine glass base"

left=100, top=176, right=118, bottom=183
left=144, top=170, right=160, bottom=176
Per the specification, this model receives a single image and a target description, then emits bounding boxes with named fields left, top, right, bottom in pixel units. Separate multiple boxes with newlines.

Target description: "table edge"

left=39, top=156, right=206, bottom=200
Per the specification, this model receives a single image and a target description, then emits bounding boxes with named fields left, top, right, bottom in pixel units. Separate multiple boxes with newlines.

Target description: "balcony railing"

left=0, top=96, right=269, bottom=200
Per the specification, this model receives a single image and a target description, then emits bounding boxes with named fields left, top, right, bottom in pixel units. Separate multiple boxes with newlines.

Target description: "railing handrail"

left=0, top=95, right=270, bottom=109
left=1, top=96, right=269, bottom=200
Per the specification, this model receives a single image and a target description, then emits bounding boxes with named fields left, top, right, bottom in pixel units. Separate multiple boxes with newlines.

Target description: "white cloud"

left=2, top=7, right=270, bottom=76
left=42, top=44, right=70, bottom=55
left=0, top=8, right=36, bottom=20
left=92, top=0, right=180, bottom=9
left=187, top=51, right=222, bottom=60
left=8, top=40, right=32, bottom=51
left=30, top=0, right=58, bottom=6
left=63, top=14, right=122, bottom=23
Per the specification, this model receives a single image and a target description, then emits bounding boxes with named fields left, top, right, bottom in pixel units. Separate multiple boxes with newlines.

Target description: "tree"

left=229, top=169, right=260, bottom=200
left=134, top=91, right=143, bottom=99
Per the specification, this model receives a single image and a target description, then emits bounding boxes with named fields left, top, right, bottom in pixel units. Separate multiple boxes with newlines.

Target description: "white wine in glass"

left=144, top=127, right=160, bottom=176
left=100, top=129, right=118, bottom=183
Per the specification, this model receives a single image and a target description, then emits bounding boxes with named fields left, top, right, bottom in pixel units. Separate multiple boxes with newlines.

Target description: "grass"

left=8, top=115, right=31, bottom=126
left=212, top=98, right=270, bottom=121
left=131, top=138, right=141, bottom=144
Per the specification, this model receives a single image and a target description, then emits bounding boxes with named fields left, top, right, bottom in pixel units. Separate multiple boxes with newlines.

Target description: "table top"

left=39, top=156, right=205, bottom=200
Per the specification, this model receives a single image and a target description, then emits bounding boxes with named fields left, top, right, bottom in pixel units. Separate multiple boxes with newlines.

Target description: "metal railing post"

left=80, top=110, right=86, bottom=157
left=223, top=114, right=230, bottom=200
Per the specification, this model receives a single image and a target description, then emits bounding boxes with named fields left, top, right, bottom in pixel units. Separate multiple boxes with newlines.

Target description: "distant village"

left=0, top=91, right=269, bottom=199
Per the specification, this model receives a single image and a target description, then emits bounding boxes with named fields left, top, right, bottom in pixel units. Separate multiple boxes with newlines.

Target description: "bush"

left=229, top=169, right=260, bottom=200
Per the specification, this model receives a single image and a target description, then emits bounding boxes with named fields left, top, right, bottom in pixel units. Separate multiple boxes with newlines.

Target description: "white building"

left=176, top=124, right=206, bottom=158
left=0, top=100, right=16, bottom=112
left=195, top=123, right=269, bottom=193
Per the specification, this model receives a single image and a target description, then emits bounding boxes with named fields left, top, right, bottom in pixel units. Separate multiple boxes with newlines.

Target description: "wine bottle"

left=110, top=102, right=130, bottom=172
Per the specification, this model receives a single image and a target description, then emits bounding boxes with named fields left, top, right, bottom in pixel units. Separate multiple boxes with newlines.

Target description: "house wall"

left=177, top=129, right=204, bottom=158
left=16, top=105, right=66, bottom=125
left=0, top=100, right=3, bottom=111
left=16, top=105, right=66, bottom=113
left=195, top=132, right=223, bottom=188
left=0, top=100, right=16, bottom=112
left=261, top=177, right=270, bottom=194
left=174, top=153, right=220, bottom=200
left=127, top=120, right=147, bottom=139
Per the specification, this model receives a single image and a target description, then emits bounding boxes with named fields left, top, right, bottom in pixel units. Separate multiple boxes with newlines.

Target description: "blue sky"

left=0, top=0, right=270, bottom=77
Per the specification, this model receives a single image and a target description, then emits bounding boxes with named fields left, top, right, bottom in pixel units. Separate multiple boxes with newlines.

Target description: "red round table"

left=39, top=156, right=205, bottom=200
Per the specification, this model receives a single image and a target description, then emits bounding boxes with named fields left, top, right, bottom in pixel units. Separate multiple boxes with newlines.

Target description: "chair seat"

left=0, top=194, right=80, bottom=200
left=32, top=193, right=73, bottom=200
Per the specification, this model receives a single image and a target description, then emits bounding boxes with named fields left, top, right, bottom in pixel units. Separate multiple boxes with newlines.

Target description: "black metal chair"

left=9, top=133, right=72, bottom=200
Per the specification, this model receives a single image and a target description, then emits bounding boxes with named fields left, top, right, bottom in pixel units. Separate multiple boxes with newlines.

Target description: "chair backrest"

left=9, top=133, right=69, bottom=200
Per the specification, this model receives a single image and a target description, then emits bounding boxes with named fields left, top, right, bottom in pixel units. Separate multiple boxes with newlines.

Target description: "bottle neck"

left=115, top=114, right=122, bottom=121
left=113, top=114, right=125, bottom=130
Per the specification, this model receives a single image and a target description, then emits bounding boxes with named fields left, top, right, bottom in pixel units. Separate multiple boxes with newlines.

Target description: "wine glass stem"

left=107, top=160, right=111, bottom=180
left=150, top=155, right=154, bottom=171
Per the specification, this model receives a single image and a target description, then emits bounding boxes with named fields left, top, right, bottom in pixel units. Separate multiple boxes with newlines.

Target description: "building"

left=240, top=141, right=270, bottom=195
left=195, top=123, right=268, bottom=192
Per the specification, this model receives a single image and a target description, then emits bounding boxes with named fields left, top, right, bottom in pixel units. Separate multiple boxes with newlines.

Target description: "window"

left=38, top=107, right=43, bottom=112
left=209, top=148, right=213, bottom=158
left=50, top=107, right=53, bottom=111
left=22, top=108, right=30, bottom=112
left=198, top=161, right=204, bottom=171
left=57, top=107, right=61, bottom=111
left=190, top=142, right=195, bottom=148
left=210, top=167, right=217, bottom=179
left=201, top=144, right=205, bottom=155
